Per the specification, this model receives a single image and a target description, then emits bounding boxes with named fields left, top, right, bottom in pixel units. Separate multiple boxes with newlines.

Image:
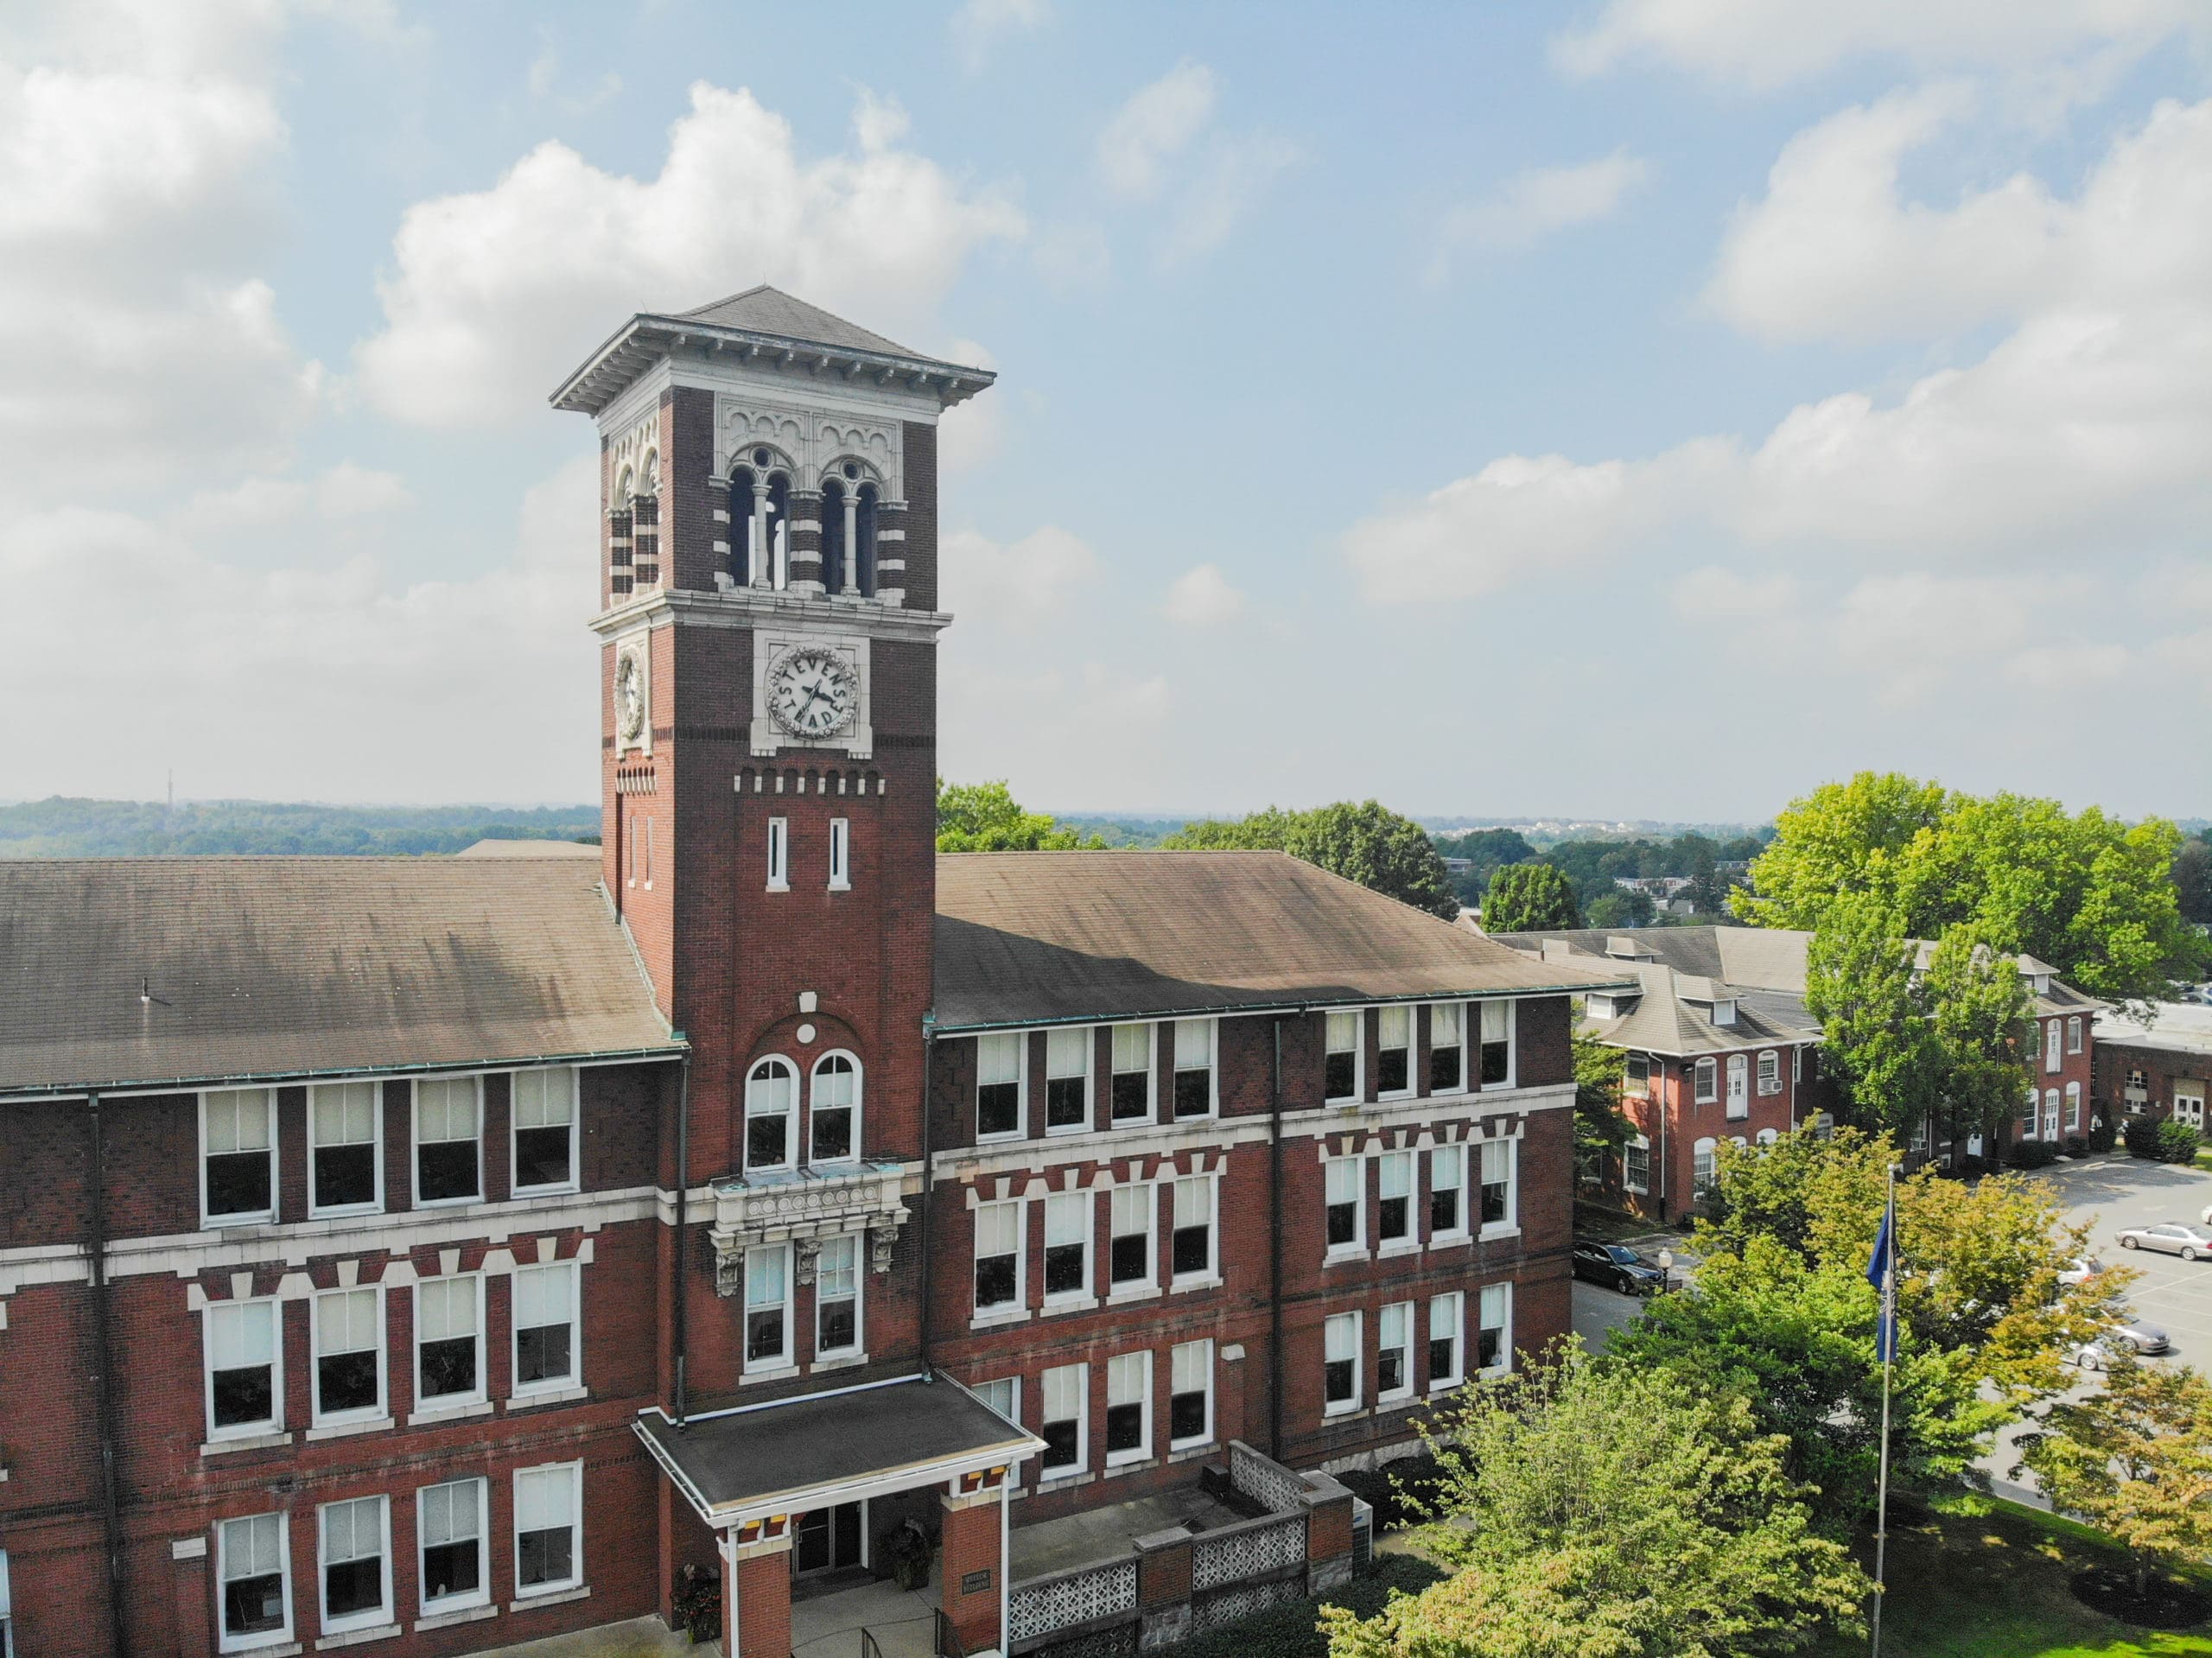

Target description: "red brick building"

left=2091, top=1002, right=2212, bottom=1134
left=0, top=289, right=1623, bottom=1658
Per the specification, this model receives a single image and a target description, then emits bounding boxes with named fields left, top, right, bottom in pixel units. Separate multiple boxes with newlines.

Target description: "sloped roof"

left=454, top=838, right=601, bottom=860
left=676, top=285, right=918, bottom=358
left=1579, top=962, right=1820, bottom=1058
left=0, top=860, right=678, bottom=1096
left=2095, top=1002, right=2212, bottom=1058
left=933, top=851, right=1630, bottom=1030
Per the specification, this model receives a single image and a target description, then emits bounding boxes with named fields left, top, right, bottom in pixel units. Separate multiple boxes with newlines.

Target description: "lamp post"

left=1656, top=1248, right=1675, bottom=1295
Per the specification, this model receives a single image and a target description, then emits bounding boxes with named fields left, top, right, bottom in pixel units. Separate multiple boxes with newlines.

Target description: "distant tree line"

left=1433, top=827, right=1770, bottom=929
left=0, top=797, right=598, bottom=859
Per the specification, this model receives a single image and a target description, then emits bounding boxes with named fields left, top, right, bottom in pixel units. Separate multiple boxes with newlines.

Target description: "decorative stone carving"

left=709, top=1162, right=907, bottom=1298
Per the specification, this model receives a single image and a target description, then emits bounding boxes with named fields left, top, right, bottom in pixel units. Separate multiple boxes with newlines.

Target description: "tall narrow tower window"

left=766, top=817, right=789, bottom=891
left=828, top=818, right=850, bottom=890
left=631, top=452, right=660, bottom=589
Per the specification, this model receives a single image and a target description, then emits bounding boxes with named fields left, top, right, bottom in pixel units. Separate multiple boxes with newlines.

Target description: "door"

left=2176, top=1085, right=2205, bottom=1131
left=1725, top=1056, right=1747, bottom=1120
left=794, top=1502, right=866, bottom=1577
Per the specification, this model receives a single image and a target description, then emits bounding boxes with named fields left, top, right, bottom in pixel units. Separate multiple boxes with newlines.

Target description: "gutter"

left=919, top=1011, right=938, bottom=1370
left=672, top=1044, right=691, bottom=1429
left=86, top=1092, right=128, bottom=1658
left=929, top=981, right=1635, bottom=1039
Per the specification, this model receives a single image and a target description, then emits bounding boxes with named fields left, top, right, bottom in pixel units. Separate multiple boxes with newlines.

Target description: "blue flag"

left=1866, top=1201, right=1893, bottom=1289
left=1868, top=1197, right=1899, bottom=1363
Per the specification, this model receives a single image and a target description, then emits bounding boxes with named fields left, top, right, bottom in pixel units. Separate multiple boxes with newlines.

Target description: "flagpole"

left=1871, top=1165, right=1897, bottom=1658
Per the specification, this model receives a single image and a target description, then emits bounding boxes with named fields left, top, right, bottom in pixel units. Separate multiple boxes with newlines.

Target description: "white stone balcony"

left=709, top=1162, right=908, bottom=1296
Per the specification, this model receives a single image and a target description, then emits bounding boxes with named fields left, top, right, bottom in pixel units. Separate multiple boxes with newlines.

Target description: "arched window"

left=2063, top=1081, right=2082, bottom=1134
left=821, top=477, right=849, bottom=594
left=632, top=451, right=661, bottom=588
left=1756, top=1128, right=1779, bottom=1147
left=732, top=451, right=795, bottom=589
left=728, top=466, right=755, bottom=586
left=609, top=467, right=636, bottom=599
left=1756, top=1051, right=1779, bottom=1096
left=745, top=1058, right=797, bottom=1172
left=810, top=1053, right=861, bottom=1164
left=855, top=482, right=879, bottom=595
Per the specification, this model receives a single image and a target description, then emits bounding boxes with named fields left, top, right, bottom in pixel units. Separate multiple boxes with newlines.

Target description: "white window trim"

left=1169, top=1338, right=1215, bottom=1452
left=1324, top=1154, right=1366, bottom=1260
left=204, top=1297, right=284, bottom=1443
left=1323, top=1007, right=1363, bottom=1106
left=200, top=1087, right=278, bottom=1229
left=1478, top=1282, right=1514, bottom=1378
left=1427, top=1143, right=1469, bottom=1245
left=2066, top=1015, right=2082, bottom=1055
left=1375, top=1150, right=1416, bottom=1250
left=1108, top=1180, right=1159, bottom=1297
left=310, top=1285, right=389, bottom=1430
left=217, top=1512, right=295, bottom=1654
left=413, top=1274, right=488, bottom=1411
left=2045, top=1019, right=2063, bottom=1074
left=766, top=816, right=790, bottom=892
left=1478, top=1138, right=1519, bottom=1239
left=744, top=1242, right=795, bottom=1374
left=828, top=817, right=851, bottom=893
left=317, top=1495, right=393, bottom=1637
left=808, top=1051, right=864, bottom=1167
left=1376, top=1300, right=1415, bottom=1405
left=1427, top=1292, right=1465, bottom=1394
left=1693, top=1058, right=1718, bottom=1105
left=975, top=1031, right=1028, bottom=1144
left=1623, top=1134, right=1650, bottom=1196
left=1168, top=1172, right=1219, bottom=1286
left=1428, top=1001, right=1469, bottom=1096
left=1043, top=1025, right=1095, bottom=1138
left=1725, top=1054, right=1750, bottom=1120
left=1108, top=1022, right=1158, bottom=1122
left=1375, top=1005, right=1414, bottom=1102
left=2043, top=1089, right=2061, bottom=1140
left=1041, top=1191, right=1094, bottom=1308
left=1756, top=1051, right=1781, bottom=1097
left=410, top=1074, right=486, bottom=1210
left=813, top=1234, right=865, bottom=1361
left=1039, top=1363, right=1089, bottom=1480
left=511, top=1261, right=583, bottom=1399
left=1172, top=1018, right=1219, bottom=1120
left=416, top=1478, right=490, bottom=1616
left=1324, top=1310, right=1363, bottom=1417
left=973, top=1198, right=1027, bottom=1320
left=1692, top=1136, right=1719, bottom=1193
left=1479, top=998, right=1518, bottom=1091
left=307, top=1080, right=385, bottom=1221
left=744, top=1057, right=799, bottom=1174
left=1104, top=1350, right=1154, bottom=1467
left=512, top=1460, right=586, bottom=1600
left=976, top=1377, right=1021, bottom=1483
left=510, top=1066, right=581, bottom=1197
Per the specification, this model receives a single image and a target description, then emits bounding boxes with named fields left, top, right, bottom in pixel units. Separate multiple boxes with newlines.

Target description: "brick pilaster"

left=939, top=1487, right=1004, bottom=1653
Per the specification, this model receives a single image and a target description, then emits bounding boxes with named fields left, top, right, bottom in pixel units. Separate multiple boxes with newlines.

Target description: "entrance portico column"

left=730, top=1515, right=796, bottom=1658
left=940, top=1468, right=1011, bottom=1654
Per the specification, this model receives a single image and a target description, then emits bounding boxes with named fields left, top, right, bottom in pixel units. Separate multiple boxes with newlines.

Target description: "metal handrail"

left=935, top=1607, right=969, bottom=1658
left=862, top=1628, right=886, bottom=1658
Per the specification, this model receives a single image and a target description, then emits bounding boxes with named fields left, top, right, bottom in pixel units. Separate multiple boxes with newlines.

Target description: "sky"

left=2, top=1, right=2209, bottom=823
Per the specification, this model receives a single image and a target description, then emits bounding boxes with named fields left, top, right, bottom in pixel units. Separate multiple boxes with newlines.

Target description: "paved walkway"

left=1008, top=1483, right=1251, bottom=1581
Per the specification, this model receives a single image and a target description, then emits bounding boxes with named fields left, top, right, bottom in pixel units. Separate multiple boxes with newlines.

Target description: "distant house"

left=1612, top=875, right=1698, bottom=916
left=2093, top=1002, right=2212, bottom=1134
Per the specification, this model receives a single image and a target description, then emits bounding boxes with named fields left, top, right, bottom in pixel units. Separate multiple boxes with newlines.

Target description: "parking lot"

left=2030, top=1152, right=2212, bottom=1363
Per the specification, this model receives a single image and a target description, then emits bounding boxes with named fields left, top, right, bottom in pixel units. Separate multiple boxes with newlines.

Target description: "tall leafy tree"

left=2175, top=833, right=2212, bottom=926
left=1573, top=1031, right=1632, bottom=1172
left=1729, top=772, right=1948, bottom=925
left=1161, top=802, right=1458, bottom=918
left=1320, top=1350, right=1866, bottom=1658
left=1802, top=894, right=1940, bottom=1137
left=1481, top=863, right=1585, bottom=932
left=1920, top=924, right=2034, bottom=1156
left=934, top=780, right=1102, bottom=851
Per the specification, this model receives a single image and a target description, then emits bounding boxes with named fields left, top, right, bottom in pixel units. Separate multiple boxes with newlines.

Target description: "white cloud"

left=940, top=524, right=1099, bottom=627
left=950, top=0, right=1050, bottom=71
left=1161, top=563, right=1247, bottom=627
left=354, top=83, right=1026, bottom=429
left=172, top=464, right=414, bottom=534
left=1551, top=0, right=2206, bottom=92
left=1096, top=61, right=1217, bottom=200
left=1428, top=149, right=1649, bottom=276
left=525, top=38, right=621, bottom=113
left=1156, top=130, right=1299, bottom=268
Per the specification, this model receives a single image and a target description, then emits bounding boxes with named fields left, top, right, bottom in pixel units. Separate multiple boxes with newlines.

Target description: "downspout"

left=919, top=1012, right=938, bottom=1371
left=1655, top=1057, right=1669, bottom=1225
left=673, top=1046, right=691, bottom=1429
left=1268, top=1016, right=1287, bottom=1460
left=87, top=1092, right=127, bottom=1658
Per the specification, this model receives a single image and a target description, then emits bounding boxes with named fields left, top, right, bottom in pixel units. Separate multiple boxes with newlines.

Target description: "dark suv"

left=1572, top=1240, right=1666, bottom=1295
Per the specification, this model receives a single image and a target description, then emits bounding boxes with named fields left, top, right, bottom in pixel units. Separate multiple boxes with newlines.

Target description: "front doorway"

left=2176, top=1084, right=2206, bottom=1132
left=795, top=1501, right=867, bottom=1579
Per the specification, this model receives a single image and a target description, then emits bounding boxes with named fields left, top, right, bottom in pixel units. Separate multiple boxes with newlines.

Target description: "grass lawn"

left=1805, top=1495, right=2212, bottom=1657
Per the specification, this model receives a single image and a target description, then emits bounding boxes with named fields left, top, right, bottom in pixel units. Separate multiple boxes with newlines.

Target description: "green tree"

left=1803, top=895, right=1940, bottom=1137
left=1163, top=802, right=1458, bottom=918
left=1920, top=924, right=2034, bottom=1158
left=1481, top=863, right=1584, bottom=932
left=2175, top=833, right=2212, bottom=926
left=2016, top=1356, right=2212, bottom=1598
left=1573, top=1031, right=1631, bottom=1174
left=934, top=780, right=1102, bottom=852
left=1320, top=1350, right=1866, bottom=1658
left=1729, top=773, right=1948, bottom=926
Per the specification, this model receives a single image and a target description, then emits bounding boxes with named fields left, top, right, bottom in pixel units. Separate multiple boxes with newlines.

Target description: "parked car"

left=2068, top=1312, right=2172, bottom=1368
left=2057, top=1256, right=2104, bottom=1286
left=1571, top=1240, right=1667, bottom=1295
left=2116, top=1223, right=2212, bottom=1260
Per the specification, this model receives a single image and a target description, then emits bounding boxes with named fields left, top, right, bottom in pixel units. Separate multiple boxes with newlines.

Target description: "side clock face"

left=767, top=646, right=859, bottom=740
left=614, top=651, right=646, bottom=742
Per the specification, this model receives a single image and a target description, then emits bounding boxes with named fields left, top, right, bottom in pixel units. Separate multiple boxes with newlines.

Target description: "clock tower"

left=552, top=286, right=993, bottom=1401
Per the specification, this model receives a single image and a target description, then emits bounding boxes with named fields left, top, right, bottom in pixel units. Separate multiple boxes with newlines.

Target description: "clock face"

left=614, top=651, right=646, bottom=742
left=767, top=646, right=858, bottom=740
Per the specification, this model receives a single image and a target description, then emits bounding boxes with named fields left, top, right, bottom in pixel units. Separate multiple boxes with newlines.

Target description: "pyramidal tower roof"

left=550, top=283, right=994, bottom=416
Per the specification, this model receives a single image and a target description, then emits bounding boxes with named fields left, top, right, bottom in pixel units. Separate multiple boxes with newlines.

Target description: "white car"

left=2058, top=1257, right=2103, bottom=1286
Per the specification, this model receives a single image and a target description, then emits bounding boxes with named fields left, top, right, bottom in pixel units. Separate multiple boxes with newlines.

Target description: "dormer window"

left=1709, top=999, right=1737, bottom=1026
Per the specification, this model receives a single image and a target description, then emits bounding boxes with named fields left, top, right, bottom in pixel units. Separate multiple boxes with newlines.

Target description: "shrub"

left=2063, top=1134, right=2090, bottom=1159
left=2088, top=1116, right=2119, bottom=1153
left=2156, top=1121, right=2202, bottom=1165
left=2124, top=1118, right=2166, bottom=1160
left=1168, top=1553, right=1445, bottom=1658
left=2010, top=1138, right=2061, bottom=1170
left=1335, top=1454, right=1450, bottom=1530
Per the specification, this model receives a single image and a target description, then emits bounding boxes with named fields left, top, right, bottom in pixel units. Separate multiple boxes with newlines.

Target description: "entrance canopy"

left=638, top=1371, right=1040, bottom=1526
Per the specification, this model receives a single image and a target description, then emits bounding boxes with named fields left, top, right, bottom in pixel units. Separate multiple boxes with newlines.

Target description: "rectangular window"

left=207, top=1299, right=279, bottom=1438
left=1325, top=1157, right=1363, bottom=1253
left=1757, top=1051, right=1780, bottom=1096
left=204, top=1087, right=276, bottom=1225
left=1429, top=1002, right=1464, bottom=1093
left=1479, top=1139, right=1516, bottom=1231
left=1169, top=1338, right=1213, bottom=1448
left=513, top=1261, right=579, bottom=1391
left=1044, top=1193, right=1090, bottom=1302
left=414, top=1077, right=482, bottom=1205
left=309, top=1081, right=379, bottom=1215
left=1105, top=1350, right=1151, bottom=1463
left=1793, top=1046, right=1803, bottom=1083
left=1478, top=1001, right=1515, bottom=1087
left=976, top=1032, right=1024, bottom=1140
left=767, top=816, right=789, bottom=890
left=1625, top=1053, right=1650, bottom=1097
left=1428, top=1145, right=1465, bottom=1238
left=974, top=1201, right=1022, bottom=1312
left=1427, top=1293, right=1464, bottom=1391
left=2022, top=1087, right=2040, bottom=1140
left=219, top=1513, right=290, bottom=1649
left=1325, top=1010, right=1361, bottom=1103
left=2066, top=1015, right=2082, bottom=1055
left=1376, top=1006, right=1411, bottom=1096
left=2064, top=1082, right=2082, bottom=1134
left=1041, top=1363, right=1086, bottom=1474
left=313, top=1287, right=384, bottom=1424
left=976, top=1375, right=1018, bottom=1424
left=514, top=1463, right=583, bottom=1597
left=1171, top=1176, right=1214, bottom=1280
left=1477, top=1282, right=1512, bottom=1375
left=1045, top=1026, right=1090, bottom=1133
left=1694, top=1058, right=1718, bottom=1104
left=1694, top=1139, right=1718, bottom=1194
left=828, top=817, right=851, bottom=891
left=418, top=1478, right=486, bottom=1612
left=817, top=1235, right=861, bottom=1355
left=1624, top=1137, right=1649, bottom=1195
left=1110, top=1023, right=1154, bottom=1121
left=745, top=1245, right=791, bottom=1369
left=1109, top=1183, right=1154, bottom=1288
left=318, top=1496, right=389, bottom=1633
left=2045, top=1020, right=2063, bottom=1073
left=1324, top=1312, right=1360, bottom=1413
left=416, top=1276, right=484, bottom=1407
left=1376, top=1151, right=1412, bottom=1244
left=1173, top=1019, right=1216, bottom=1117
left=512, top=1066, right=578, bottom=1192
left=1377, top=1301, right=1414, bottom=1401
